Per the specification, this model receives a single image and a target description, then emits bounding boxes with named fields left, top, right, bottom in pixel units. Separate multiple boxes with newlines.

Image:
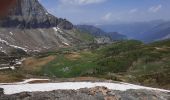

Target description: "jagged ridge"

left=0, top=0, right=82, bottom=54
left=0, top=0, right=73, bottom=29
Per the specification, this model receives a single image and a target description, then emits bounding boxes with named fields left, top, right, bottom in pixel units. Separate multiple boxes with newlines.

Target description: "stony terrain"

left=0, top=0, right=84, bottom=54
left=0, top=0, right=169, bottom=99
left=0, top=87, right=169, bottom=100
left=0, top=0, right=91, bottom=71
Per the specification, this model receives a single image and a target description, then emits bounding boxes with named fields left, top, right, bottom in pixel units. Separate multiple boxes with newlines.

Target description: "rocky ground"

left=0, top=87, right=169, bottom=100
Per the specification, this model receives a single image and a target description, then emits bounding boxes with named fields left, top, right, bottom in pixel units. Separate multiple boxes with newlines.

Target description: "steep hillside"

left=0, top=0, right=83, bottom=54
left=76, top=25, right=126, bottom=43
left=0, top=0, right=73, bottom=29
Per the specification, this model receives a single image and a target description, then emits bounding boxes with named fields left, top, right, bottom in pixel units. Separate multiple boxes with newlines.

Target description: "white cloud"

left=59, top=0, right=107, bottom=6
left=129, top=8, right=138, bottom=14
left=102, top=12, right=112, bottom=21
left=149, top=4, right=162, bottom=13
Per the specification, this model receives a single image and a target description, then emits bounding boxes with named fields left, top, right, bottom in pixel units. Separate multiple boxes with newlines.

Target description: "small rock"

left=0, top=88, right=4, bottom=94
left=104, top=95, right=119, bottom=100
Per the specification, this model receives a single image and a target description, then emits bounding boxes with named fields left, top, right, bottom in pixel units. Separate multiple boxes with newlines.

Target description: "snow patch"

left=0, top=38, right=8, bottom=44
left=10, top=45, right=28, bottom=52
left=53, top=27, right=58, bottom=32
left=9, top=32, right=13, bottom=35
left=0, top=79, right=169, bottom=95
left=0, top=67, right=10, bottom=70
left=0, top=66, right=15, bottom=70
left=0, top=38, right=28, bottom=52
left=62, top=42, right=70, bottom=46
left=53, top=27, right=63, bottom=33
left=0, top=47, right=6, bottom=54
left=10, top=66, right=15, bottom=70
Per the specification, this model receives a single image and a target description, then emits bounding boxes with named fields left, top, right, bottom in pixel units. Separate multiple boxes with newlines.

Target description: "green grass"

left=1, top=39, right=169, bottom=89
left=27, top=39, right=170, bottom=89
left=39, top=40, right=170, bottom=77
left=41, top=51, right=99, bottom=77
left=73, top=29, right=95, bottom=42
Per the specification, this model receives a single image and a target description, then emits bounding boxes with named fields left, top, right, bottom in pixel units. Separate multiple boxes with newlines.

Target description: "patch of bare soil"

left=0, top=74, right=24, bottom=83
left=27, top=80, right=50, bottom=84
left=65, top=52, right=81, bottom=60
left=22, top=55, right=56, bottom=71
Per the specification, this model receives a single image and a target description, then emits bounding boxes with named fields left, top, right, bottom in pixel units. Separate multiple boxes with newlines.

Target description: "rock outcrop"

left=0, top=87, right=169, bottom=100
left=0, top=0, right=81, bottom=54
left=0, top=88, right=3, bottom=95
left=0, top=0, right=73, bottom=29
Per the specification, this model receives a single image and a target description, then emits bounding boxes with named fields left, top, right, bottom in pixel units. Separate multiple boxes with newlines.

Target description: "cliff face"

left=0, top=0, right=73, bottom=29
left=0, top=0, right=17, bottom=17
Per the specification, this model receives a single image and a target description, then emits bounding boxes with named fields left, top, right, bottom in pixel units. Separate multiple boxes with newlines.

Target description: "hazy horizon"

left=39, top=0, right=170, bottom=25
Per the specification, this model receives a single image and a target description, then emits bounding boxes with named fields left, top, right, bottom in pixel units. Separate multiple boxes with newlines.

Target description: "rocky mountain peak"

left=0, top=0, right=73, bottom=29
left=0, top=0, right=81, bottom=54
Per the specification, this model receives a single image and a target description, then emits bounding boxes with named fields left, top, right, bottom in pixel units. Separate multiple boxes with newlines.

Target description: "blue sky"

left=39, top=0, right=170, bottom=25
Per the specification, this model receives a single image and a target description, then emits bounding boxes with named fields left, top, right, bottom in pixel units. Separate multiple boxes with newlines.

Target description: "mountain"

left=140, top=21, right=170, bottom=42
left=106, top=32, right=127, bottom=40
left=76, top=25, right=127, bottom=43
left=76, top=25, right=106, bottom=37
left=97, top=20, right=170, bottom=42
left=0, top=0, right=73, bottom=29
left=0, top=0, right=83, bottom=54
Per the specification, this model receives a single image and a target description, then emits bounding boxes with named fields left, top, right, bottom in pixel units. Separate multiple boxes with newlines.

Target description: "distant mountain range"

left=141, top=21, right=170, bottom=42
left=1, top=0, right=169, bottom=56
left=76, top=25, right=127, bottom=43
left=97, top=20, right=170, bottom=42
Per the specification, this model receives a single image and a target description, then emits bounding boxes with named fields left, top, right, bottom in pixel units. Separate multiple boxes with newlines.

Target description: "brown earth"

left=65, top=52, right=81, bottom=60
left=22, top=55, right=56, bottom=72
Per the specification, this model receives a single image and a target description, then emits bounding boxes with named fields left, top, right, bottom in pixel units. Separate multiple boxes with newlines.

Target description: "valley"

left=0, top=40, right=170, bottom=90
left=0, top=0, right=169, bottom=99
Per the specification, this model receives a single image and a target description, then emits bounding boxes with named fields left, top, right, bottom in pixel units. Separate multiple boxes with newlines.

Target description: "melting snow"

left=0, top=79, right=169, bottom=95
left=63, top=42, right=70, bottom=46
left=0, top=67, right=10, bottom=70
left=9, top=32, right=13, bottom=35
left=53, top=27, right=58, bottom=32
left=0, top=38, right=27, bottom=52
left=0, top=38, right=8, bottom=44
left=10, top=45, right=28, bottom=52
left=53, top=27, right=62, bottom=33
left=0, top=47, right=6, bottom=54
left=10, top=66, right=15, bottom=70
left=0, top=66, right=15, bottom=70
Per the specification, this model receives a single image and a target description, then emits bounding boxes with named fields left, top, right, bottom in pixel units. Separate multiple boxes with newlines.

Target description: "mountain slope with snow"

left=0, top=0, right=83, bottom=54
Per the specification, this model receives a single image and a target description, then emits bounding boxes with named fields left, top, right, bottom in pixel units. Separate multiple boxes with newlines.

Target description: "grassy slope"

left=0, top=39, right=169, bottom=89
left=38, top=40, right=170, bottom=88
left=67, top=29, right=95, bottom=43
